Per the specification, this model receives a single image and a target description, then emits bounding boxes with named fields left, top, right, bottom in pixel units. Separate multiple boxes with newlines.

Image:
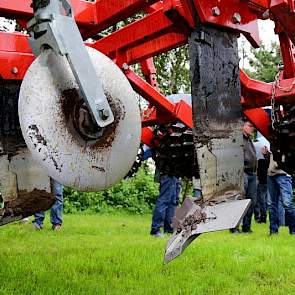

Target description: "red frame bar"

left=241, top=69, right=295, bottom=108
left=140, top=58, right=158, bottom=89
left=0, top=0, right=96, bottom=27
left=279, top=34, right=295, bottom=79
left=141, top=127, right=154, bottom=146
left=83, top=0, right=160, bottom=39
left=92, top=8, right=177, bottom=60
left=124, top=68, right=193, bottom=128
left=270, top=0, right=295, bottom=46
left=0, top=0, right=159, bottom=39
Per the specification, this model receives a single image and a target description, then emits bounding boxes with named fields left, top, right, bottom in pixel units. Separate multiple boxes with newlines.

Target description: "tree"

left=246, top=42, right=282, bottom=83
left=153, top=46, right=191, bottom=95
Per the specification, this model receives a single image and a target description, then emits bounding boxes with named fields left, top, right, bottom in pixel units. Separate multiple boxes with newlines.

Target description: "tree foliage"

left=64, top=167, right=159, bottom=214
left=154, top=46, right=191, bottom=95
left=246, top=43, right=282, bottom=83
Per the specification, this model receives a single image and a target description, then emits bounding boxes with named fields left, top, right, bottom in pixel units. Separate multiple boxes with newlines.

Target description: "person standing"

left=254, top=134, right=270, bottom=223
left=241, top=120, right=257, bottom=233
left=32, top=179, right=63, bottom=231
left=268, top=155, right=295, bottom=235
left=150, top=173, right=181, bottom=237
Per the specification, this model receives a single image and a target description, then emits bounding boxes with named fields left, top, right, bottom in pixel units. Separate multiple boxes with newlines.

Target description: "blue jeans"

left=278, top=199, right=286, bottom=226
left=33, top=180, right=63, bottom=227
left=268, top=175, right=295, bottom=233
left=151, top=175, right=180, bottom=234
left=254, top=183, right=267, bottom=221
left=266, top=191, right=285, bottom=225
left=242, top=173, right=257, bottom=231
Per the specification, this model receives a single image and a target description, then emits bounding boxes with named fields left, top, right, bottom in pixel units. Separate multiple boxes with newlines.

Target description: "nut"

left=122, top=63, right=129, bottom=70
left=11, top=67, right=18, bottom=74
left=262, top=9, right=270, bottom=20
left=212, top=7, right=220, bottom=17
left=232, top=12, right=241, bottom=24
left=99, top=109, right=110, bottom=120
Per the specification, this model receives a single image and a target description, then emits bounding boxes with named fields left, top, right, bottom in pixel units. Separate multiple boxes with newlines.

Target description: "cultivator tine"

left=164, top=197, right=251, bottom=264
left=189, top=26, right=244, bottom=203
left=164, top=26, right=247, bottom=262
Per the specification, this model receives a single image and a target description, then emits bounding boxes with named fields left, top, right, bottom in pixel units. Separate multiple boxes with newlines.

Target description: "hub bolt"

left=232, top=13, right=241, bottom=24
left=11, top=67, right=18, bottom=74
left=212, top=7, right=220, bottom=17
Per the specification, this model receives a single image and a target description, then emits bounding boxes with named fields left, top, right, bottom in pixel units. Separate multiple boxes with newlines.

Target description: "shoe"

left=241, top=229, right=253, bottom=234
left=164, top=230, right=173, bottom=234
left=32, top=222, right=43, bottom=231
left=229, top=228, right=241, bottom=234
left=151, top=232, right=164, bottom=238
left=20, top=218, right=29, bottom=224
left=52, top=224, right=62, bottom=231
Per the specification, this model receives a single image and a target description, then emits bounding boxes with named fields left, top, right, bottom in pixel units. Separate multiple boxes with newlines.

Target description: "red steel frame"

left=1, top=0, right=295, bottom=144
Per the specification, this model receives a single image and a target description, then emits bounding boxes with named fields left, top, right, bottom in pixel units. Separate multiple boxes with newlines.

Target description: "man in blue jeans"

left=241, top=120, right=257, bottom=233
left=254, top=136, right=270, bottom=223
left=268, top=155, right=295, bottom=235
left=230, top=119, right=257, bottom=233
left=150, top=174, right=181, bottom=237
left=32, top=179, right=63, bottom=231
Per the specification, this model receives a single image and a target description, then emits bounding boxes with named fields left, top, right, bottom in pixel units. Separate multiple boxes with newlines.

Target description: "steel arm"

left=28, top=0, right=114, bottom=128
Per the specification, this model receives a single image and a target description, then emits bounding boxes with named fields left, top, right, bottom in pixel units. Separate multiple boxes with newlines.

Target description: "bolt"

left=262, top=9, right=270, bottom=20
left=232, top=12, right=241, bottom=24
left=99, top=109, right=110, bottom=120
left=278, top=64, right=284, bottom=71
left=212, top=7, right=220, bottom=17
left=122, top=63, right=129, bottom=70
left=11, top=67, right=18, bottom=74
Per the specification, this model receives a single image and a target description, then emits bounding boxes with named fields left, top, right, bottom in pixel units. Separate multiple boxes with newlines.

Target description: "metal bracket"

left=28, top=0, right=114, bottom=128
left=164, top=197, right=251, bottom=264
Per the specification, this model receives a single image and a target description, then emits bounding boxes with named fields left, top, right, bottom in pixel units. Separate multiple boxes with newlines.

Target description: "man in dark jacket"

left=231, top=119, right=257, bottom=233
left=241, top=120, right=257, bottom=233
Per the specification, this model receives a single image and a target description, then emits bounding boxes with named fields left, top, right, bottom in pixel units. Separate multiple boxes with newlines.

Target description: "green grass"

left=1, top=214, right=295, bottom=295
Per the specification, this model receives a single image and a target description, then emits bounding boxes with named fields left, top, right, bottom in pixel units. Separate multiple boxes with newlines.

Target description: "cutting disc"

left=19, top=47, right=141, bottom=191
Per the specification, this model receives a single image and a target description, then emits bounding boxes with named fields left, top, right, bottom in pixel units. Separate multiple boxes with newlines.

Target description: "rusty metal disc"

left=19, top=47, right=141, bottom=191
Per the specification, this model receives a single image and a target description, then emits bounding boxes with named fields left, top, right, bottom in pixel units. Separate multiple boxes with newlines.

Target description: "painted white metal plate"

left=165, top=199, right=251, bottom=263
left=19, top=47, right=141, bottom=191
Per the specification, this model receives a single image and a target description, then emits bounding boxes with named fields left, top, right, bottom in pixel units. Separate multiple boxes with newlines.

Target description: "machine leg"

left=164, top=26, right=248, bottom=263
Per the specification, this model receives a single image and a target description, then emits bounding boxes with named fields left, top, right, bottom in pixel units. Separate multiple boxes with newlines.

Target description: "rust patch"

left=27, top=124, right=62, bottom=172
left=61, top=88, right=80, bottom=123
left=176, top=208, right=207, bottom=233
left=60, top=88, right=125, bottom=151
left=0, top=189, right=55, bottom=226
left=91, top=165, right=105, bottom=172
left=28, top=125, right=47, bottom=146
left=90, top=95, right=123, bottom=150
left=206, top=186, right=242, bottom=204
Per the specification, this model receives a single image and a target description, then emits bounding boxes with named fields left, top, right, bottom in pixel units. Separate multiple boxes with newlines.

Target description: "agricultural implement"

left=0, top=0, right=295, bottom=262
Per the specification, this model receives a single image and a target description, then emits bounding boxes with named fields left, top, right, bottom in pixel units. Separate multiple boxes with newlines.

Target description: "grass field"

left=1, top=213, right=295, bottom=295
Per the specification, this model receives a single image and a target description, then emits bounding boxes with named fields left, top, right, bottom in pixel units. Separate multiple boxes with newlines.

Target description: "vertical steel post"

left=189, top=26, right=244, bottom=202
